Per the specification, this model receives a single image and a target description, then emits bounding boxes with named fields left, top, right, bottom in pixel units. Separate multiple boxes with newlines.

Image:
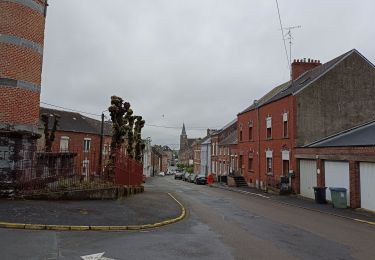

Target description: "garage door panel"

left=360, top=162, right=375, bottom=212
left=300, top=160, right=317, bottom=199
left=325, top=161, right=350, bottom=206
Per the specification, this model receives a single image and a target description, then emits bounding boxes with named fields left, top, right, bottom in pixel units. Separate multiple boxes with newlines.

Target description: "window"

left=83, top=138, right=91, bottom=152
left=60, top=136, right=69, bottom=152
left=283, top=112, right=288, bottom=138
left=266, top=117, right=272, bottom=139
left=248, top=152, right=253, bottom=172
left=248, top=122, right=253, bottom=141
left=266, top=150, right=273, bottom=174
left=266, top=158, right=272, bottom=174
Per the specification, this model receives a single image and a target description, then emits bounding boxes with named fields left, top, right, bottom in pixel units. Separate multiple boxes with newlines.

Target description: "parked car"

left=183, top=172, right=191, bottom=181
left=158, top=171, right=165, bottom=177
left=174, top=171, right=184, bottom=180
left=188, top=174, right=197, bottom=183
left=195, top=174, right=207, bottom=185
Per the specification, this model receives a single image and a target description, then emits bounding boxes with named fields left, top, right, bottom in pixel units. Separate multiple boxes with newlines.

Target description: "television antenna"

left=283, top=25, right=301, bottom=78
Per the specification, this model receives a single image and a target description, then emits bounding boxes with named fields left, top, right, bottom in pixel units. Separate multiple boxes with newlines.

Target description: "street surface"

left=1, top=176, right=375, bottom=259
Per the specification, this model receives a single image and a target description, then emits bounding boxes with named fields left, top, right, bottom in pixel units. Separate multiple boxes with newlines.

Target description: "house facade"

left=211, top=120, right=237, bottom=181
left=193, top=140, right=202, bottom=174
left=237, top=49, right=375, bottom=194
left=38, top=107, right=112, bottom=178
left=200, top=136, right=212, bottom=176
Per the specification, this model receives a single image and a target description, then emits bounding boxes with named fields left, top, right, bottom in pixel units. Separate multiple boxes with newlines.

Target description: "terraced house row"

left=190, top=49, right=375, bottom=212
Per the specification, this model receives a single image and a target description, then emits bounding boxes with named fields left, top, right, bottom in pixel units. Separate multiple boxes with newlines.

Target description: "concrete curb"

left=211, top=185, right=375, bottom=227
left=0, top=193, right=186, bottom=232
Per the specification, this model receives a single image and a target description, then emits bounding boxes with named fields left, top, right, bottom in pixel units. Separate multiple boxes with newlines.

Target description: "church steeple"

left=181, top=123, right=187, bottom=136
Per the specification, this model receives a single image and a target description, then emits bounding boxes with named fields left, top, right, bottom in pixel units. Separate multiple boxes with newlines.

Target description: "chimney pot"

left=291, top=57, right=322, bottom=80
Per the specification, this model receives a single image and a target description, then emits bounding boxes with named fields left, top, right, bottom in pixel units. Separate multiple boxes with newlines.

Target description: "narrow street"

left=1, top=176, right=374, bottom=260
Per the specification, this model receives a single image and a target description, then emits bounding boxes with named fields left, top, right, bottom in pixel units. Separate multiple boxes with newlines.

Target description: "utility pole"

left=283, top=25, right=301, bottom=79
left=99, top=112, right=105, bottom=174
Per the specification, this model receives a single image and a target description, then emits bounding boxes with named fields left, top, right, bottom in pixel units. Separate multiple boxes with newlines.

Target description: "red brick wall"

left=0, top=88, right=40, bottom=126
left=39, top=130, right=112, bottom=176
left=0, top=1, right=46, bottom=45
left=0, top=0, right=46, bottom=129
left=238, top=95, right=296, bottom=190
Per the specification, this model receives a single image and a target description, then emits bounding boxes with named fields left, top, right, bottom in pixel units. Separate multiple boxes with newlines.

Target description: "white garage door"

left=300, top=160, right=317, bottom=199
left=360, top=162, right=375, bottom=212
left=325, top=161, right=350, bottom=205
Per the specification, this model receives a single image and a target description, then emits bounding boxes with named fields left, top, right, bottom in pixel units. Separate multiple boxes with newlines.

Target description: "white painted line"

left=81, top=252, right=116, bottom=260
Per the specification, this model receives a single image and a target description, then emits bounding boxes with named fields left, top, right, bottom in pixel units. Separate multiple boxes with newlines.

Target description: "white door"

left=325, top=161, right=350, bottom=205
left=360, top=162, right=375, bottom=212
left=300, top=160, right=317, bottom=199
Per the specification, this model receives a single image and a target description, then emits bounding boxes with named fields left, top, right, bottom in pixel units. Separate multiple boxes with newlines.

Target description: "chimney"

left=291, top=58, right=321, bottom=81
left=207, top=128, right=210, bottom=136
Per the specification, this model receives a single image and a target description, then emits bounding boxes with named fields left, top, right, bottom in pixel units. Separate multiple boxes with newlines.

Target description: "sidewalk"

left=0, top=191, right=183, bottom=229
left=211, top=183, right=375, bottom=224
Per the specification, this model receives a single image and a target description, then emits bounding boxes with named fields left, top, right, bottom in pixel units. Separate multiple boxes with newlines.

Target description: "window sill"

left=266, top=172, right=273, bottom=176
left=248, top=170, right=254, bottom=173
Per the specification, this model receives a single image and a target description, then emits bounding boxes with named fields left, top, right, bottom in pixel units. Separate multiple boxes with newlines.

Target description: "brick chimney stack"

left=291, top=58, right=321, bottom=81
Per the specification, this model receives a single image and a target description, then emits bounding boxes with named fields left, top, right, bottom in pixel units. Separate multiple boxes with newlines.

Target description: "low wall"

left=16, top=186, right=144, bottom=200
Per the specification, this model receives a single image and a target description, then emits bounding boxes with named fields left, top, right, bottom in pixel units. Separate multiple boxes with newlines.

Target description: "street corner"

left=0, top=191, right=186, bottom=232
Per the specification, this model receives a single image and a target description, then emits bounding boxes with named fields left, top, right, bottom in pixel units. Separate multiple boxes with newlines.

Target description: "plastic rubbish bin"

left=313, top=187, right=327, bottom=204
left=329, top=187, right=347, bottom=208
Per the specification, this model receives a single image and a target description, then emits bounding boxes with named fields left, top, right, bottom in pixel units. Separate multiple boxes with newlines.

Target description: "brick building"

left=193, top=139, right=202, bottom=174
left=237, top=49, right=375, bottom=193
left=210, top=120, right=237, bottom=181
left=295, top=121, right=375, bottom=210
left=218, top=129, right=238, bottom=182
left=0, top=0, right=49, bottom=194
left=38, top=107, right=112, bottom=177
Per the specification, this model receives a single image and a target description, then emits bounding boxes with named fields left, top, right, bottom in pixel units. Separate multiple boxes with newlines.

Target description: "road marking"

left=354, top=219, right=375, bottom=226
left=81, top=252, right=116, bottom=260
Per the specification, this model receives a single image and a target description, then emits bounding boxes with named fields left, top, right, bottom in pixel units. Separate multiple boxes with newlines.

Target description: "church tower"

left=179, top=123, right=188, bottom=151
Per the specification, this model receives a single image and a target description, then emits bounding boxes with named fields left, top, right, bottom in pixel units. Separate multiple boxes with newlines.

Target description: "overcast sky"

left=41, top=0, right=375, bottom=149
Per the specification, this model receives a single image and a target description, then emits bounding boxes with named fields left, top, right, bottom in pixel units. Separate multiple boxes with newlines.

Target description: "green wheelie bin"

left=329, top=187, right=347, bottom=208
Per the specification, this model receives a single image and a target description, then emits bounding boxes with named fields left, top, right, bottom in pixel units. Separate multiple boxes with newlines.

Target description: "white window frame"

left=266, top=116, right=272, bottom=139
left=59, top=136, right=69, bottom=152
left=83, top=138, right=91, bottom=152
left=266, top=150, right=273, bottom=174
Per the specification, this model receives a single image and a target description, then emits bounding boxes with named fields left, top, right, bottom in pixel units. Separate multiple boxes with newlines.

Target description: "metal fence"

left=113, top=148, right=143, bottom=186
left=0, top=144, right=143, bottom=195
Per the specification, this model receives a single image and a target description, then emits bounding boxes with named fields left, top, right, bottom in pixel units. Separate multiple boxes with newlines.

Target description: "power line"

left=41, top=102, right=102, bottom=117
left=275, top=0, right=290, bottom=69
left=41, top=101, right=218, bottom=130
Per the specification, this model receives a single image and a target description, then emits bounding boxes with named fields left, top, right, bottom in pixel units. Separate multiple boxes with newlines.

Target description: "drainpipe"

left=256, top=102, right=261, bottom=189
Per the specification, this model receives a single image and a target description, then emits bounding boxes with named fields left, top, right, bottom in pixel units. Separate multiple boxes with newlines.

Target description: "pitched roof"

left=219, top=130, right=238, bottom=146
left=239, top=80, right=291, bottom=115
left=306, top=120, right=375, bottom=147
left=39, top=107, right=112, bottom=136
left=239, top=49, right=364, bottom=115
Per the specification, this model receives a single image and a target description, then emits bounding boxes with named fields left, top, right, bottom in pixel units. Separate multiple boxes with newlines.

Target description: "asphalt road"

left=1, top=176, right=375, bottom=260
